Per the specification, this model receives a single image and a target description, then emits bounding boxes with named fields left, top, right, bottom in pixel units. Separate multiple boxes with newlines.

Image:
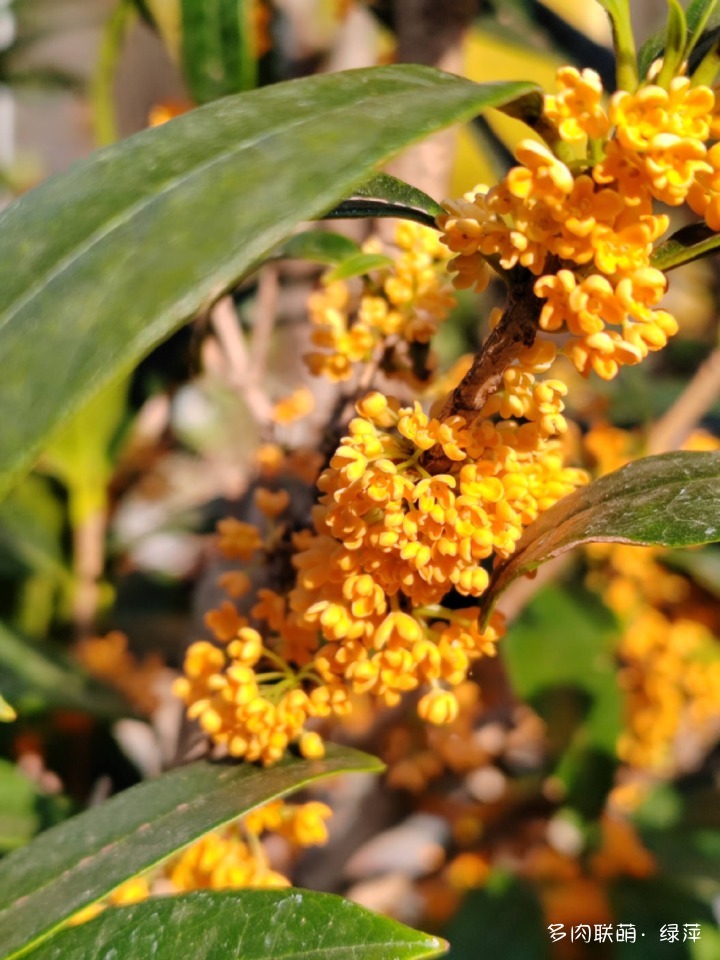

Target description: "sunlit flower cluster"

left=304, top=222, right=456, bottom=383
left=436, top=65, right=717, bottom=381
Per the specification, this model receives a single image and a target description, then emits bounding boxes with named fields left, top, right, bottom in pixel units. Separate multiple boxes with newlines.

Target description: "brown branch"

left=424, top=277, right=543, bottom=473
left=647, top=346, right=720, bottom=454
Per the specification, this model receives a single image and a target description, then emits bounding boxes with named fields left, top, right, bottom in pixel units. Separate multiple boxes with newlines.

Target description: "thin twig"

left=248, top=265, right=280, bottom=388
left=647, top=346, right=720, bottom=454
left=424, top=277, right=542, bottom=472
left=210, top=295, right=274, bottom=425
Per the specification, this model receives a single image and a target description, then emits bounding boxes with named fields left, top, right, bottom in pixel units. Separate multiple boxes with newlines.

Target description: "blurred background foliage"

left=2, top=2, right=720, bottom=958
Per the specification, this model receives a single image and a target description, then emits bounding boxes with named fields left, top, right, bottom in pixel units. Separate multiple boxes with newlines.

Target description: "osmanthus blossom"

left=174, top=58, right=720, bottom=767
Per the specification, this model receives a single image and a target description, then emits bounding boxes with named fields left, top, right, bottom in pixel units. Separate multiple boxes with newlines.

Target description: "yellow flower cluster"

left=437, top=65, right=714, bottom=381
left=168, top=800, right=332, bottom=890
left=304, top=222, right=455, bottom=382
left=70, top=799, right=331, bottom=924
left=585, top=426, right=720, bottom=771
left=287, top=382, right=585, bottom=718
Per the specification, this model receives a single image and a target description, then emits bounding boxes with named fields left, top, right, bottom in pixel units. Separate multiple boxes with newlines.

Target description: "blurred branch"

left=647, top=346, right=720, bottom=454
left=248, top=264, right=279, bottom=390
left=211, top=295, right=273, bottom=425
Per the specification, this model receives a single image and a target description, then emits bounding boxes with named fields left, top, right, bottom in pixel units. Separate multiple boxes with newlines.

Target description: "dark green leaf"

left=0, top=745, right=382, bottom=960
left=274, top=230, right=362, bottom=266
left=651, top=223, right=720, bottom=272
left=610, top=878, right=715, bottom=960
left=503, top=586, right=621, bottom=815
left=0, top=66, right=537, bottom=501
left=325, top=172, right=444, bottom=228
left=497, top=89, right=545, bottom=129
left=443, top=873, right=549, bottom=960
left=324, top=252, right=395, bottom=284
left=638, top=0, right=720, bottom=78
left=482, top=452, right=720, bottom=621
left=22, top=890, right=447, bottom=960
left=180, top=0, right=256, bottom=104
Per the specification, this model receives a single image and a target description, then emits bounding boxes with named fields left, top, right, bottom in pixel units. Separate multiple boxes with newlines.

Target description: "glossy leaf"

left=22, top=890, right=447, bottom=960
left=180, top=0, right=256, bottom=104
left=274, top=230, right=362, bottom=266
left=0, top=745, right=382, bottom=960
left=651, top=222, right=720, bottom=272
left=324, top=252, right=395, bottom=284
left=0, top=66, right=537, bottom=502
left=482, top=451, right=720, bottom=622
left=325, top=172, right=444, bottom=228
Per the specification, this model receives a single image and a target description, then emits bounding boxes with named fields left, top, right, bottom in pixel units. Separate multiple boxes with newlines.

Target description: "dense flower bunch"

left=304, top=222, right=456, bottom=383
left=174, top=59, right=719, bottom=769
left=71, top=799, right=331, bottom=924
left=435, top=64, right=720, bottom=381
left=585, top=425, right=720, bottom=771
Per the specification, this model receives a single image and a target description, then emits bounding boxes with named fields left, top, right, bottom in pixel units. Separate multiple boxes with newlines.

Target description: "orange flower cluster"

left=304, top=222, right=456, bottom=382
left=585, top=426, right=720, bottom=771
left=75, top=631, right=164, bottom=715
left=437, top=65, right=712, bottom=381
left=71, top=799, right=331, bottom=924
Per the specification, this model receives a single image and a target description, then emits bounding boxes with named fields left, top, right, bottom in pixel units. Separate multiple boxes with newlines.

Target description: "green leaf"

left=274, top=230, right=362, bottom=266
left=651, top=223, right=720, bottom=272
left=684, top=0, right=720, bottom=62
left=180, top=0, right=257, bottom=104
left=443, top=872, right=549, bottom=960
left=594, top=0, right=638, bottom=90
left=482, top=451, right=720, bottom=622
left=503, top=587, right=621, bottom=816
left=22, top=890, right=447, bottom=960
left=638, top=0, right=720, bottom=79
left=610, top=878, right=715, bottom=960
left=656, top=0, right=689, bottom=87
left=0, top=745, right=383, bottom=960
left=0, top=66, right=538, bottom=502
left=325, top=172, right=444, bottom=229
left=324, top=252, right=395, bottom=284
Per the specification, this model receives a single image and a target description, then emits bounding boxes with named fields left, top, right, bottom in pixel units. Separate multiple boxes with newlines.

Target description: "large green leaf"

left=481, top=451, right=720, bottom=621
left=0, top=746, right=382, bottom=960
left=0, top=66, right=537, bottom=502
left=22, top=890, right=447, bottom=960
left=180, top=0, right=257, bottom=103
